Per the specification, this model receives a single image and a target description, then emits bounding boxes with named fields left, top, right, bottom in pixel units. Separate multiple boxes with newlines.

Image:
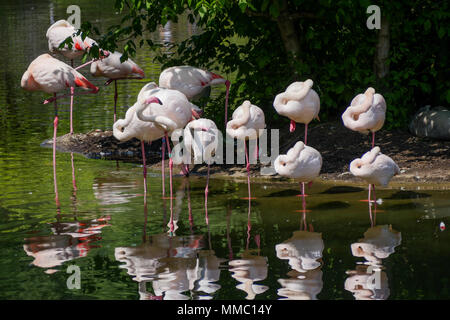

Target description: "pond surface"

left=1, top=0, right=450, bottom=300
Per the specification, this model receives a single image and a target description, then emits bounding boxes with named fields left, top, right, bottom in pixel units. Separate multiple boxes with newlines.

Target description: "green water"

left=1, top=0, right=450, bottom=300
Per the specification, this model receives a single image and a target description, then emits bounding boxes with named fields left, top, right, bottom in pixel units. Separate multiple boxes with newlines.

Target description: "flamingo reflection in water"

left=275, top=197, right=324, bottom=300
left=344, top=200, right=401, bottom=300
left=115, top=178, right=224, bottom=300
left=228, top=199, right=269, bottom=300
left=24, top=216, right=110, bottom=274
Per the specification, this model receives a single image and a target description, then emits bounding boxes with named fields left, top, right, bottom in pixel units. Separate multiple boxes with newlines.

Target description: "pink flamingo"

left=90, top=51, right=145, bottom=122
left=21, top=53, right=99, bottom=201
left=159, top=66, right=231, bottom=128
left=341, top=87, right=386, bottom=148
left=273, top=79, right=320, bottom=145
left=226, top=100, right=266, bottom=200
left=47, top=20, right=99, bottom=134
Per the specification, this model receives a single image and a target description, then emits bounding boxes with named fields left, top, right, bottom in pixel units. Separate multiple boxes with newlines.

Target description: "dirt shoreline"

left=41, top=121, right=450, bottom=188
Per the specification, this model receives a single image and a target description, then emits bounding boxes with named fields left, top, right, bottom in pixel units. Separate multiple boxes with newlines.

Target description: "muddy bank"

left=41, top=121, right=450, bottom=187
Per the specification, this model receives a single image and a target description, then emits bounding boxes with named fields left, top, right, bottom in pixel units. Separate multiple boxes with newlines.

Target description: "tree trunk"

left=374, top=15, right=390, bottom=87
left=276, top=0, right=302, bottom=64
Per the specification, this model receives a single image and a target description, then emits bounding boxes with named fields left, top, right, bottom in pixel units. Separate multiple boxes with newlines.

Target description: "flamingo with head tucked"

left=349, top=146, right=400, bottom=202
left=47, top=20, right=96, bottom=63
left=273, top=79, right=320, bottom=145
left=226, top=100, right=266, bottom=199
left=90, top=51, right=145, bottom=122
left=274, top=141, right=322, bottom=198
left=342, top=87, right=386, bottom=148
left=183, top=118, right=219, bottom=223
left=159, top=66, right=230, bottom=127
left=21, top=53, right=99, bottom=200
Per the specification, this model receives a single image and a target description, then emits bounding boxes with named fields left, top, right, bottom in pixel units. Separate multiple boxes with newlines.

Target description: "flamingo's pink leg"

left=52, top=94, right=59, bottom=206
left=69, top=60, right=74, bottom=135
left=165, top=133, right=175, bottom=232
left=141, top=141, right=147, bottom=194
left=114, top=80, right=118, bottom=123
left=161, top=137, right=166, bottom=197
left=372, top=131, right=375, bottom=149
left=245, top=141, right=251, bottom=199
left=225, top=80, right=230, bottom=129
left=304, top=123, right=308, bottom=145
left=69, top=87, right=74, bottom=134
left=205, top=164, right=210, bottom=224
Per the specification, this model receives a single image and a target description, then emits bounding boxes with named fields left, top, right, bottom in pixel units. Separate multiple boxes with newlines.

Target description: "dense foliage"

left=78, top=0, right=449, bottom=129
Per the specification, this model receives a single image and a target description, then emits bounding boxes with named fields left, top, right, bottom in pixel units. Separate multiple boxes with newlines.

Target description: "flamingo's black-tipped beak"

left=145, top=96, right=163, bottom=105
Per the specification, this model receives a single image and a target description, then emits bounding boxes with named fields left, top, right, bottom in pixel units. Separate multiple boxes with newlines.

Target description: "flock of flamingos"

left=20, top=19, right=401, bottom=210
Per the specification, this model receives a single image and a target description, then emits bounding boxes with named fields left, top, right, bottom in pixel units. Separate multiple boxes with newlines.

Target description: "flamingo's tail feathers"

left=74, top=77, right=99, bottom=93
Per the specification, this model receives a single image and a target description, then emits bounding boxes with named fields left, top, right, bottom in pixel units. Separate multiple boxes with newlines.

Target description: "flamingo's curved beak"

left=191, top=109, right=201, bottom=119
left=145, top=96, right=163, bottom=105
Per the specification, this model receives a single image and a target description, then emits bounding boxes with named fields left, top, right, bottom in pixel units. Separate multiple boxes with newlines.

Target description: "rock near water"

left=409, top=106, right=450, bottom=140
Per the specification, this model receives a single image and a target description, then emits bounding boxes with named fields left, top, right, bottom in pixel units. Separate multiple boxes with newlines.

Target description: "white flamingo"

left=183, top=118, right=219, bottom=223
left=90, top=51, right=145, bottom=122
left=273, top=79, right=320, bottom=144
left=274, top=141, right=322, bottom=197
left=342, top=87, right=387, bottom=148
left=226, top=100, right=266, bottom=199
left=114, top=83, right=198, bottom=198
left=159, top=66, right=230, bottom=127
left=349, top=146, right=400, bottom=202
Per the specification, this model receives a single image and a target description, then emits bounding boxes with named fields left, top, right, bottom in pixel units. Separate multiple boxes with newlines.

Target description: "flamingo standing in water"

left=47, top=20, right=100, bottom=134
left=113, top=83, right=198, bottom=199
left=21, top=54, right=99, bottom=199
left=226, top=101, right=266, bottom=199
left=159, top=66, right=231, bottom=128
left=90, top=51, right=145, bottom=122
left=183, top=118, right=219, bottom=223
left=349, top=146, right=400, bottom=203
left=274, top=141, right=322, bottom=198
left=341, top=87, right=386, bottom=148
left=273, top=79, right=320, bottom=145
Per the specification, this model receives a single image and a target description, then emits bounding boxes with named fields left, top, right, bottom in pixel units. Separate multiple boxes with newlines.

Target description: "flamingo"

left=349, top=146, right=400, bottom=203
left=342, top=87, right=387, bottom=148
left=274, top=141, right=322, bottom=198
left=21, top=53, right=98, bottom=199
left=159, top=66, right=231, bottom=128
left=47, top=20, right=96, bottom=62
left=114, top=83, right=198, bottom=199
left=276, top=230, right=324, bottom=300
left=47, top=20, right=101, bottom=134
left=226, top=100, right=266, bottom=199
left=112, top=83, right=165, bottom=194
left=273, top=79, right=320, bottom=145
left=183, top=118, right=219, bottom=223
left=90, top=51, right=145, bottom=122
